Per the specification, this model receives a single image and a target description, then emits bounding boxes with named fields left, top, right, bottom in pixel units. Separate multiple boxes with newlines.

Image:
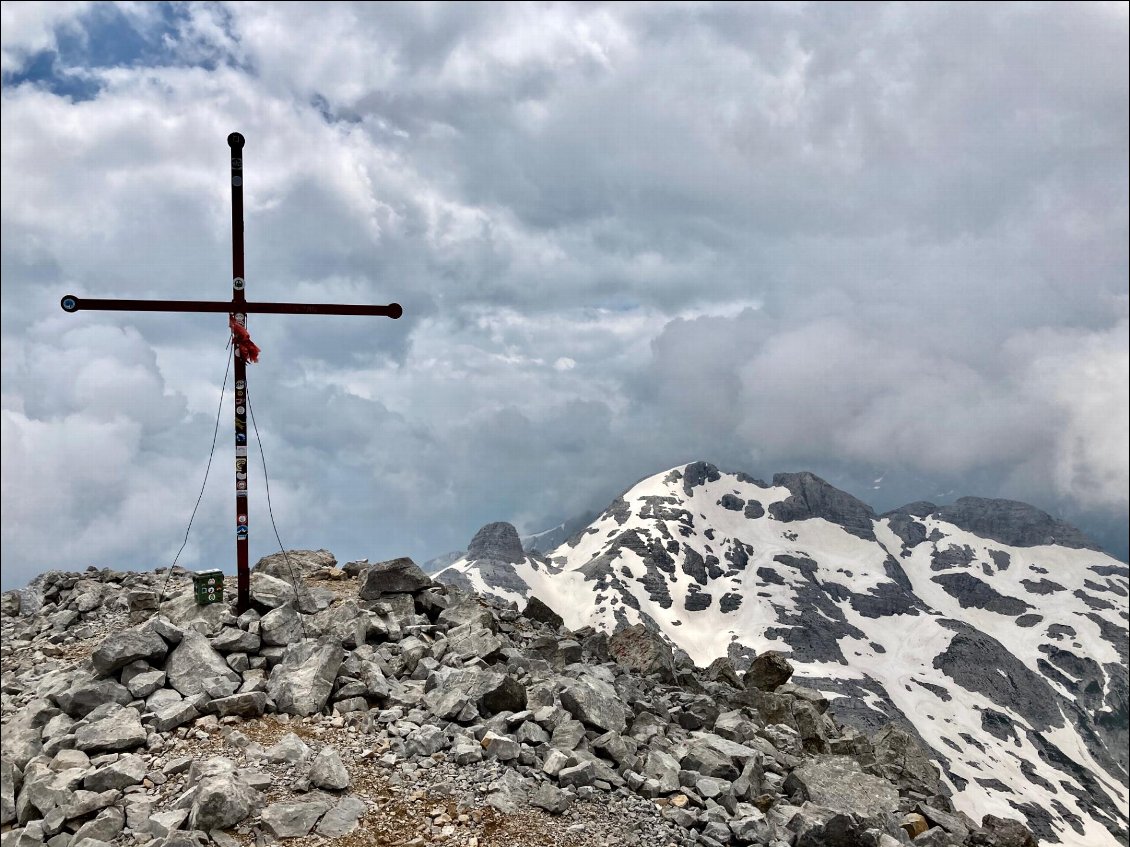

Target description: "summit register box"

left=192, top=569, right=225, bottom=605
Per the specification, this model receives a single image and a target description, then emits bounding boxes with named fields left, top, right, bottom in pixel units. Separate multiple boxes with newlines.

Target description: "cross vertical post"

left=59, top=131, right=402, bottom=614
left=228, top=132, right=251, bottom=613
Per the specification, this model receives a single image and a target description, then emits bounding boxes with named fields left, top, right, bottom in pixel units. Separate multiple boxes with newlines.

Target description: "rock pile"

left=2, top=553, right=1040, bottom=847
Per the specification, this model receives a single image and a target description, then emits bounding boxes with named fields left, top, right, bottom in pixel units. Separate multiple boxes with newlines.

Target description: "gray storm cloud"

left=1, top=2, right=1126, bottom=588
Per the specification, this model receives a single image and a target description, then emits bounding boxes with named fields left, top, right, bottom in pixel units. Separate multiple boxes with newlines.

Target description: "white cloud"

left=0, top=1, right=91, bottom=72
left=0, top=2, right=1127, bottom=587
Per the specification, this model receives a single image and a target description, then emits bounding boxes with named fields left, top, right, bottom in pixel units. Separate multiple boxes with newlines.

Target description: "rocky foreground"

left=1, top=552, right=1042, bottom=847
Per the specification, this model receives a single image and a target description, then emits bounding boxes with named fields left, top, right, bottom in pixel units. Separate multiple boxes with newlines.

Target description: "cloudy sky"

left=1, top=2, right=1127, bottom=589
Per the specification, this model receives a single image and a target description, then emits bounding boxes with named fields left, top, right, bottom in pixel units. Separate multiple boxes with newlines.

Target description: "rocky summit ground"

left=1, top=551, right=1043, bottom=847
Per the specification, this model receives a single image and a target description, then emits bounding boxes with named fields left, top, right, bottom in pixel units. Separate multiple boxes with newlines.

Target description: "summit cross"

left=60, top=132, right=402, bottom=612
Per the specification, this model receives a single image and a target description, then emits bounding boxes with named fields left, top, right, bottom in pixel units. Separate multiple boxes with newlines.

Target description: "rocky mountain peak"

left=467, top=521, right=526, bottom=563
left=933, top=497, right=1099, bottom=550
left=769, top=470, right=878, bottom=540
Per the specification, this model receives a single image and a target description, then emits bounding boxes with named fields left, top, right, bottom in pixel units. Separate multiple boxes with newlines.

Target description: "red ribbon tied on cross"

left=229, top=314, right=261, bottom=363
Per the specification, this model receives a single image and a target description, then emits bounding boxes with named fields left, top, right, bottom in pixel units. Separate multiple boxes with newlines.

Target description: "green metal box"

left=192, top=569, right=225, bottom=605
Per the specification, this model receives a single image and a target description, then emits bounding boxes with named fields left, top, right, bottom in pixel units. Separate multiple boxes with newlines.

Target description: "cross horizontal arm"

left=60, top=295, right=402, bottom=319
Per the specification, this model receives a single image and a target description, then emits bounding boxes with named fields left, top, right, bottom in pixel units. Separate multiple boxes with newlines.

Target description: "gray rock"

left=266, top=733, right=311, bottom=764
left=210, top=626, right=260, bottom=654
left=90, top=628, right=168, bottom=676
left=551, top=719, right=586, bottom=750
left=782, top=755, right=899, bottom=818
left=681, top=739, right=739, bottom=780
left=187, top=759, right=259, bottom=831
left=530, top=782, right=573, bottom=814
left=159, top=593, right=230, bottom=634
left=744, top=651, right=794, bottom=692
left=59, top=788, right=117, bottom=819
left=695, top=776, right=730, bottom=799
left=208, top=692, right=267, bottom=719
left=608, top=623, right=676, bottom=681
left=557, top=761, right=596, bottom=788
left=52, top=677, right=132, bottom=718
left=481, top=731, right=520, bottom=761
left=249, top=572, right=298, bottom=609
left=1, top=711, right=43, bottom=771
left=308, top=746, right=350, bottom=790
left=0, top=759, right=18, bottom=826
left=424, top=668, right=525, bottom=719
left=315, top=796, right=366, bottom=837
left=83, top=755, right=146, bottom=792
left=164, top=629, right=240, bottom=698
left=445, top=624, right=504, bottom=662
left=523, top=596, right=564, bottom=628
left=254, top=549, right=336, bottom=580
left=70, top=807, right=124, bottom=844
left=730, top=811, right=770, bottom=844
left=150, top=700, right=199, bottom=733
left=358, top=558, right=432, bottom=599
left=644, top=750, right=682, bottom=793
left=872, top=725, right=943, bottom=796
left=405, top=725, right=447, bottom=758
left=980, top=815, right=1039, bottom=847
left=126, top=669, right=166, bottom=699
left=437, top=594, right=497, bottom=631
left=147, top=809, right=188, bottom=837
left=260, top=603, right=305, bottom=646
left=452, top=737, right=484, bottom=765
left=559, top=678, right=626, bottom=733
left=267, top=637, right=342, bottom=715
left=914, top=803, right=970, bottom=842
left=261, top=800, right=331, bottom=839
left=310, top=600, right=369, bottom=647
left=74, top=706, right=147, bottom=753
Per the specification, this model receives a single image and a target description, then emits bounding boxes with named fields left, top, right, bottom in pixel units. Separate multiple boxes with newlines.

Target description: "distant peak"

left=467, top=521, right=526, bottom=563
left=934, top=497, right=1099, bottom=551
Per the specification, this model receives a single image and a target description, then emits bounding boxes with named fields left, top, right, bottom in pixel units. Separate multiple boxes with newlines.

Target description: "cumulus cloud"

left=1, top=3, right=1126, bottom=588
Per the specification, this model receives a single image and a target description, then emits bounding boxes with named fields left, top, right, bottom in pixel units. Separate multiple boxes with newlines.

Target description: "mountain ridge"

left=437, top=460, right=1130, bottom=847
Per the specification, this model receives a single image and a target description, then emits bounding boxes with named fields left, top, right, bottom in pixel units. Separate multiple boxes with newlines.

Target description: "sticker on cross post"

left=238, top=514, right=248, bottom=524
left=235, top=446, right=247, bottom=457
left=237, top=525, right=248, bottom=540
left=236, top=433, right=247, bottom=445
left=235, top=418, right=246, bottom=431
left=236, top=489, right=248, bottom=498
left=233, top=278, right=245, bottom=291
left=237, top=480, right=247, bottom=491
left=235, top=380, right=246, bottom=390
left=236, top=405, right=246, bottom=415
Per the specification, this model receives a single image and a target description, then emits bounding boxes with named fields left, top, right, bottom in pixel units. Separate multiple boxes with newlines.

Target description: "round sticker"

left=236, top=405, right=245, bottom=415
left=238, top=514, right=247, bottom=524
left=232, top=176, right=242, bottom=187
left=235, top=380, right=245, bottom=390
left=233, top=277, right=245, bottom=290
